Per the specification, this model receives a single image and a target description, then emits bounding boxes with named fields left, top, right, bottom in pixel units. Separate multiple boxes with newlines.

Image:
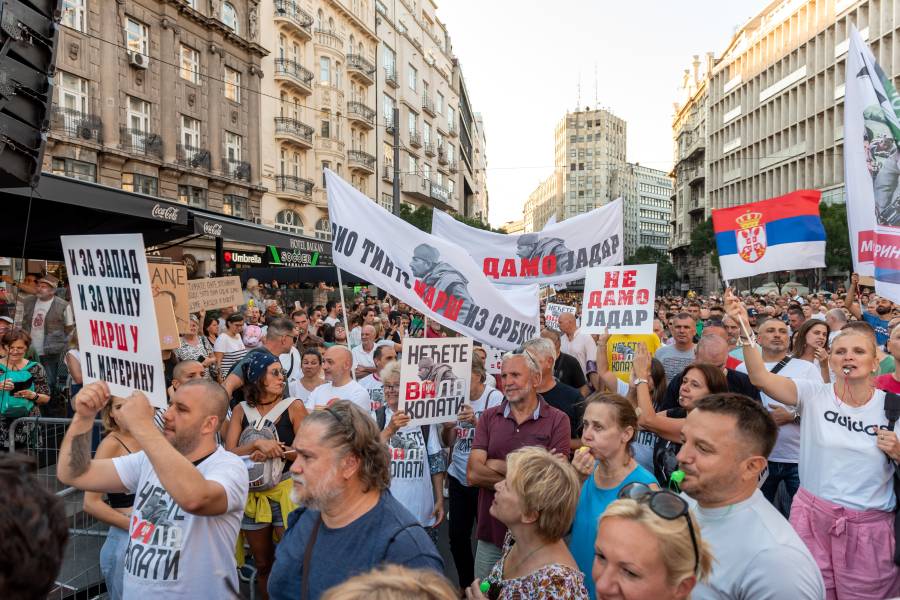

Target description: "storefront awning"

left=190, top=211, right=331, bottom=261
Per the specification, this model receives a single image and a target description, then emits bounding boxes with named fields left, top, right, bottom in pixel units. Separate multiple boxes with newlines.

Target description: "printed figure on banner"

left=409, top=244, right=474, bottom=323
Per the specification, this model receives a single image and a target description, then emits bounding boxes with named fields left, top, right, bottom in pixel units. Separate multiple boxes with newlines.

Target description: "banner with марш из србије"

left=62, top=234, right=167, bottom=407
left=325, top=169, right=539, bottom=351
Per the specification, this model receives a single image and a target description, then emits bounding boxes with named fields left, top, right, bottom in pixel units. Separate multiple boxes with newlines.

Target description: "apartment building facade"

left=454, top=61, right=489, bottom=223
left=50, top=0, right=266, bottom=270
left=630, top=164, right=673, bottom=254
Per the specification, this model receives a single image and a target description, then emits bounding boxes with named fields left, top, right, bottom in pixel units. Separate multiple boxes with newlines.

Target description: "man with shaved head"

left=351, top=324, right=378, bottom=379
left=57, top=379, right=248, bottom=598
left=308, top=345, right=371, bottom=412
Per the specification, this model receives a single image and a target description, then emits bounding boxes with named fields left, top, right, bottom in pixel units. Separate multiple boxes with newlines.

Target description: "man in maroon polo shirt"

left=466, top=348, right=572, bottom=580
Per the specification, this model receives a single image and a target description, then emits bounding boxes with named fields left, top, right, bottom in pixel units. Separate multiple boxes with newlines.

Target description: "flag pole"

left=335, top=267, right=356, bottom=380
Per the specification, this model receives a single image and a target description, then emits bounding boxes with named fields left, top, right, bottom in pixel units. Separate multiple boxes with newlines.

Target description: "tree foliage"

left=689, top=217, right=718, bottom=267
left=820, top=202, right=851, bottom=273
left=397, top=204, right=496, bottom=233
left=626, top=246, right=679, bottom=290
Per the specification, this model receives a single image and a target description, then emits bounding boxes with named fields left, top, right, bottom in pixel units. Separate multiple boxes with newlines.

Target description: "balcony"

left=408, top=132, right=422, bottom=148
left=402, top=175, right=451, bottom=208
left=275, top=174, right=314, bottom=200
left=448, top=160, right=458, bottom=174
left=448, top=122, right=458, bottom=137
left=119, top=127, right=162, bottom=158
left=384, top=115, right=396, bottom=134
left=347, top=53, right=375, bottom=86
left=349, top=149, right=376, bottom=174
left=221, top=157, right=251, bottom=181
left=385, top=66, right=398, bottom=88
left=437, top=149, right=449, bottom=166
left=429, top=181, right=450, bottom=204
left=315, top=29, right=344, bottom=54
left=274, top=116, right=314, bottom=149
left=315, top=135, right=345, bottom=154
left=274, top=58, right=314, bottom=95
left=273, top=1, right=313, bottom=40
left=688, top=166, right=705, bottom=185
left=423, top=142, right=435, bottom=157
left=382, top=161, right=393, bottom=181
left=176, top=144, right=211, bottom=170
left=51, top=106, right=102, bottom=143
left=347, top=100, right=375, bottom=129
left=421, top=94, right=436, bottom=116
left=688, top=197, right=705, bottom=215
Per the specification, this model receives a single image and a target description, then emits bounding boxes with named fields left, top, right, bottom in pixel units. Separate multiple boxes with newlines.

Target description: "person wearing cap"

left=225, top=351, right=307, bottom=600
left=20, top=274, right=74, bottom=401
left=409, top=244, right=474, bottom=324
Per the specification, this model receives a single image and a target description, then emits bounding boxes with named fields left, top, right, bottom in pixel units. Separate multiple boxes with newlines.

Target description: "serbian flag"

left=712, top=190, right=826, bottom=281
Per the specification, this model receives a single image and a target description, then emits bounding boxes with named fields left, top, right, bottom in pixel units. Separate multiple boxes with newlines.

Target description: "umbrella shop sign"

left=399, top=337, right=473, bottom=427
left=580, top=264, right=657, bottom=335
left=62, top=234, right=167, bottom=407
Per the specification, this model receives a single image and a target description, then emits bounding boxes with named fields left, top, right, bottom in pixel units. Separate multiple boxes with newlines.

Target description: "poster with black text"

left=399, top=337, right=473, bottom=427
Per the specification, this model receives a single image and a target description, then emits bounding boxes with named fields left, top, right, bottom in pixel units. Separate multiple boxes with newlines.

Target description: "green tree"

left=689, top=217, right=718, bottom=271
left=820, top=202, right=851, bottom=273
left=398, top=204, right=497, bottom=233
left=626, top=246, right=679, bottom=290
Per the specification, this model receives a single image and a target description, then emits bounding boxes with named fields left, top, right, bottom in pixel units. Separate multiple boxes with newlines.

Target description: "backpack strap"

left=421, top=423, right=431, bottom=447
left=255, top=397, right=295, bottom=431
left=241, top=401, right=261, bottom=426
left=770, top=356, right=792, bottom=375
left=886, top=393, right=900, bottom=432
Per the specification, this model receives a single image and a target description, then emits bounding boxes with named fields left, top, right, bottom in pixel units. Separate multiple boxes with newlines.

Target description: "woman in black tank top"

left=82, top=396, right=142, bottom=600
left=224, top=352, right=308, bottom=600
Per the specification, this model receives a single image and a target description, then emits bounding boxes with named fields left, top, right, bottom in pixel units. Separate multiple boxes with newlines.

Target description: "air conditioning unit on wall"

left=128, top=51, right=149, bottom=69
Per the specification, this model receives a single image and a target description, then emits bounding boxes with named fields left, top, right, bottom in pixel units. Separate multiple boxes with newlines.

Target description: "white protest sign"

left=399, top=337, right=473, bottom=427
left=483, top=346, right=504, bottom=375
left=544, top=302, right=576, bottom=331
left=62, top=234, right=167, bottom=407
left=580, top=264, right=657, bottom=335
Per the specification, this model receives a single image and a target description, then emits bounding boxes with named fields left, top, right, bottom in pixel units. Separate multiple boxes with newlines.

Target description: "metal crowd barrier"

left=10, top=416, right=108, bottom=599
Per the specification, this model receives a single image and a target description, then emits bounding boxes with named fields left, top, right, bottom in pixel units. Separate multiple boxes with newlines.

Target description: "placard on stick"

left=149, top=263, right=189, bottom=334
left=580, top=265, right=657, bottom=335
left=187, top=276, right=244, bottom=313
left=544, top=302, right=576, bottom=331
left=62, top=234, right=167, bottom=407
left=399, top=337, right=473, bottom=427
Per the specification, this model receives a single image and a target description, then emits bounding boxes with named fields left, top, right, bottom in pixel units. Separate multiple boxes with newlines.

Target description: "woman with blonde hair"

left=321, top=565, right=457, bottom=600
left=466, top=446, right=588, bottom=599
left=592, top=489, right=713, bottom=600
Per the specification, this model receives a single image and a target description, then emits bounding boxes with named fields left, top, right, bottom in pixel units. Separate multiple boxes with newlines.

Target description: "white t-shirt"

left=324, top=315, right=340, bottom=327
left=736, top=357, right=823, bottom=463
left=560, top=330, right=597, bottom=374
left=447, top=387, right=504, bottom=485
left=688, top=490, right=824, bottom=600
left=307, top=380, right=371, bottom=412
left=288, top=379, right=322, bottom=412
left=279, top=347, right=302, bottom=385
left=213, top=333, right=246, bottom=378
left=112, top=447, right=249, bottom=599
left=382, top=407, right=442, bottom=527
left=359, top=374, right=384, bottom=412
left=351, top=344, right=376, bottom=370
left=30, top=298, right=74, bottom=354
left=795, top=379, right=899, bottom=511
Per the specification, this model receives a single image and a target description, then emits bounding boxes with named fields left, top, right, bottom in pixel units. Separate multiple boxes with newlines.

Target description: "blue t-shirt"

left=569, top=463, right=657, bottom=600
left=863, top=312, right=890, bottom=346
left=268, top=491, right=443, bottom=600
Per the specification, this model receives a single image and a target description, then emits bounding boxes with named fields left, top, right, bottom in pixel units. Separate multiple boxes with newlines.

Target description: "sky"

left=436, top=0, right=768, bottom=227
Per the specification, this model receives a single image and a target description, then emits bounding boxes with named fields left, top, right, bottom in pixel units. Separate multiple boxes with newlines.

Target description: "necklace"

left=506, top=540, right=550, bottom=578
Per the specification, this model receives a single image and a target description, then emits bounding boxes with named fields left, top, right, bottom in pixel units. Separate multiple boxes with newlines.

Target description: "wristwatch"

left=633, top=378, right=649, bottom=387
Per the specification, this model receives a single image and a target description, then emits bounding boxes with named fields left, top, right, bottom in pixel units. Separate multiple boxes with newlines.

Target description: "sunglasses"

left=383, top=383, right=400, bottom=391
left=618, top=482, right=699, bottom=576
left=504, top=344, right=540, bottom=372
left=270, top=368, right=287, bottom=378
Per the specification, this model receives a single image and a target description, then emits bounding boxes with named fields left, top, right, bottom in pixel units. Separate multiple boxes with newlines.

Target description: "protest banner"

left=61, top=234, right=167, bottom=407
left=580, top=264, right=656, bottom=335
left=544, top=302, right=576, bottom=331
left=326, top=169, right=539, bottom=350
left=154, top=293, right=180, bottom=350
left=845, top=26, right=900, bottom=301
left=149, top=263, right=189, bottom=334
left=399, top=337, right=473, bottom=427
left=187, top=276, right=244, bottom=313
left=431, top=198, right=623, bottom=286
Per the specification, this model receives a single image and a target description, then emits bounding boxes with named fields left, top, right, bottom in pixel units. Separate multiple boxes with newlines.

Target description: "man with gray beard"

left=268, top=400, right=443, bottom=600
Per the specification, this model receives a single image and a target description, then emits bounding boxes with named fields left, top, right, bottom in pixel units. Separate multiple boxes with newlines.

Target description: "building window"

left=51, top=157, right=95, bottom=182
left=122, top=173, right=158, bottom=196
left=125, top=17, right=148, bottom=55
left=275, top=210, right=304, bottom=234
left=437, top=92, right=444, bottom=116
left=382, top=43, right=395, bottom=72
left=221, top=2, right=239, bottom=33
left=315, top=218, right=332, bottom=240
left=447, top=105, right=455, bottom=126
left=407, top=64, right=417, bottom=92
left=423, top=122, right=431, bottom=145
left=447, top=144, right=454, bottom=162
left=448, top=179, right=455, bottom=197
left=407, top=155, right=417, bottom=176
left=224, top=67, right=241, bottom=102
left=321, top=118, right=331, bottom=139
left=181, top=115, right=201, bottom=149
left=61, top=0, right=86, bottom=32
left=320, top=56, right=331, bottom=84
left=178, top=185, right=207, bottom=207
left=407, top=112, right=416, bottom=135
left=128, top=96, right=150, bottom=133
left=223, top=194, right=248, bottom=218
left=225, top=131, right=242, bottom=162
left=423, top=163, right=431, bottom=182
left=383, top=93, right=394, bottom=122
left=179, top=45, right=201, bottom=84
left=57, top=71, right=89, bottom=113
left=322, top=161, right=331, bottom=186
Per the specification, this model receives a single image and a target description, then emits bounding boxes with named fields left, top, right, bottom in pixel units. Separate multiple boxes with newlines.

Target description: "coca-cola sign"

left=202, top=221, right=223, bottom=236
left=151, top=204, right=180, bottom=222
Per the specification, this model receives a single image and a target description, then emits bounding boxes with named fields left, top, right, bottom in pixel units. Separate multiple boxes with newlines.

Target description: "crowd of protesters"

left=5, top=270, right=900, bottom=599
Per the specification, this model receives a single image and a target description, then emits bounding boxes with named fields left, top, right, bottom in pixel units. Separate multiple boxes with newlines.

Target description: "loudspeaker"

left=0, top=0, right=62, bottom=188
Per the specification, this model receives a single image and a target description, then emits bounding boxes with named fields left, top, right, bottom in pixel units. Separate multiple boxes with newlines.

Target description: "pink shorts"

left=791, top=487, right=900, bottom=600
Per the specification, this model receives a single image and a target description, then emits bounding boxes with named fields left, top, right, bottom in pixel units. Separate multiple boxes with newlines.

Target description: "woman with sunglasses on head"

left=466, top=446, right=588, bottom=600
left=569, top=393, right=658, bottom=600
left=225, top=352, right=308, bottom=600
left=727, top=289, right=890, bottom=599
left=593, top=487, right=712, bottom=600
